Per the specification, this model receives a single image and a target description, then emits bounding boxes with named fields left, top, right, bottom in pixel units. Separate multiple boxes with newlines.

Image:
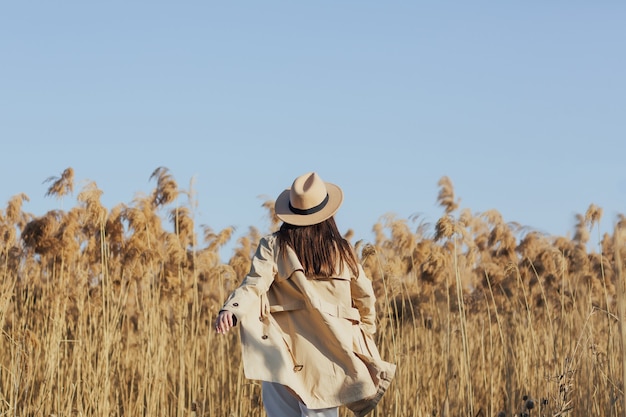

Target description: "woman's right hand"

left=215, top=310, right=236, bottom=334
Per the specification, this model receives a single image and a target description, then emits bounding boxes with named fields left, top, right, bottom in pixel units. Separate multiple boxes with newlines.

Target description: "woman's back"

left=215, top=172, right=395, bottom=417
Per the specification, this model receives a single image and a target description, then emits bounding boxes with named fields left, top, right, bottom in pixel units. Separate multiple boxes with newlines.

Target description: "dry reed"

left=0, top=167, right=624, bottom=416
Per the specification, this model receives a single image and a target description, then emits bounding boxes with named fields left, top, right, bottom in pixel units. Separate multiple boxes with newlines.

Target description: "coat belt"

left=269, top=300, right=361, bottom=323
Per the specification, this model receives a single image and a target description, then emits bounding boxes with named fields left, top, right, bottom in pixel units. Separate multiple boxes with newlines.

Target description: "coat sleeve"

left=220, top=236, right=276, bottom=320
left=350, top=263, right=377, bottom=335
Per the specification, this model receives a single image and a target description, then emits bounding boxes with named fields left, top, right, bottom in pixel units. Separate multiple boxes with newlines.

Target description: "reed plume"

left=437, top=176, right=459, bottom=214
left=203, top=225, right=235, bottom=254
left=435, top=215, right=456, bottom=241
left=5, top=193, right=31, bottom=227
left=21, top=210, right=63, bottom=257
left=169, top=206, right=196, bottom=249
left=77, top=181, right=108, bottom=227
left=573, top=213, right=590, bottom=245
left=150, top=166, right=179, bottom=207
left=229, top=227, right=259, bottom=280
left=260, top=195, right=280, bottom=231
left=585, top=203, right=603, bottom=229
left=105, top=204, right=126, bottom=257
left=44, top=167, right=74, bottom=199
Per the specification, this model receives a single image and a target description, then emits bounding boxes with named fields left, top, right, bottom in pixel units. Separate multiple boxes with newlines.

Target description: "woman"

left=215, top=172, right=395, bottom=417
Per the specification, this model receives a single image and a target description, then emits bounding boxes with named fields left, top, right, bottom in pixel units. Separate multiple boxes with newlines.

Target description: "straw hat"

left=275, top=172, right=343, bottom=226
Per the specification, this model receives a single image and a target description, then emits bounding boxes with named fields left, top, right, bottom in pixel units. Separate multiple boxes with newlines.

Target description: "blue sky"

left=1, top=2, right=624, bottom=257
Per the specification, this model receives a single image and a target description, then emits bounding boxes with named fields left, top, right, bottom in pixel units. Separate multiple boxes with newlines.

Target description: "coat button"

left=261, top=335, right=268, bottom=339
left=232, top=303, right=239, bottom=307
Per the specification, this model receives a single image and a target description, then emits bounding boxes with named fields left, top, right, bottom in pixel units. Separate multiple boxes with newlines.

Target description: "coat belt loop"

left=260, top=293, right=269, bottom=318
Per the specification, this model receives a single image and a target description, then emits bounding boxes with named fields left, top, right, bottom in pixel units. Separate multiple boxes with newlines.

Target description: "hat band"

left=289, top=193, right=329, bottom=215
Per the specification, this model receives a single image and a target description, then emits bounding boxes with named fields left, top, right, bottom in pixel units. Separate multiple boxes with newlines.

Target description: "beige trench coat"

left=220, top=233, right=396, bottom=415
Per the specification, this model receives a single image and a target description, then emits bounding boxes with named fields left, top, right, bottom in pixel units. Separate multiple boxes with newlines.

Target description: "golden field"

left=1, top=167, right=625, bottom=416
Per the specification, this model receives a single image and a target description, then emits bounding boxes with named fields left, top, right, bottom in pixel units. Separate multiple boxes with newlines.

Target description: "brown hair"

left=277, top=217, right=359, bottom=278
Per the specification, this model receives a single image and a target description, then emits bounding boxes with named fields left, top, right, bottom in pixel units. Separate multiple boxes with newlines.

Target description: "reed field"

left=1, top=167, right=625, bottom=417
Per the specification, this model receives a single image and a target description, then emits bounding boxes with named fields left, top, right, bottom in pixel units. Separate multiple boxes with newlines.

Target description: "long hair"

left=277, top=217, right=359, bottom=278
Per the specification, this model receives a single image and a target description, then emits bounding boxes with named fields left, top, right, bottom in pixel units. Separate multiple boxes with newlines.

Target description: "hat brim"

left=275, top=182, right=343, bottom=226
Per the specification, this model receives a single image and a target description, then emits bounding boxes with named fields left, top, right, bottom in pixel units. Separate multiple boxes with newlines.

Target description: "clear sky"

left=1, top=2, right=624, bottom=258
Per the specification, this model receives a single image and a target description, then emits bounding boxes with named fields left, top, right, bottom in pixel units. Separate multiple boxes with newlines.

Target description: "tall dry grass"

left=1, top=167, right=624, bottom=416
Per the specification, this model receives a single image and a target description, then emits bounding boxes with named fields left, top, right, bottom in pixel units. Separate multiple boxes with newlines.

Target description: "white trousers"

left=262, top=381, right=339, bottom=417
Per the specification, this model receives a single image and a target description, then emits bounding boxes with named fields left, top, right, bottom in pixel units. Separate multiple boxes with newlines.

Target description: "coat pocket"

left=354, top=326, right=380, bottom=359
